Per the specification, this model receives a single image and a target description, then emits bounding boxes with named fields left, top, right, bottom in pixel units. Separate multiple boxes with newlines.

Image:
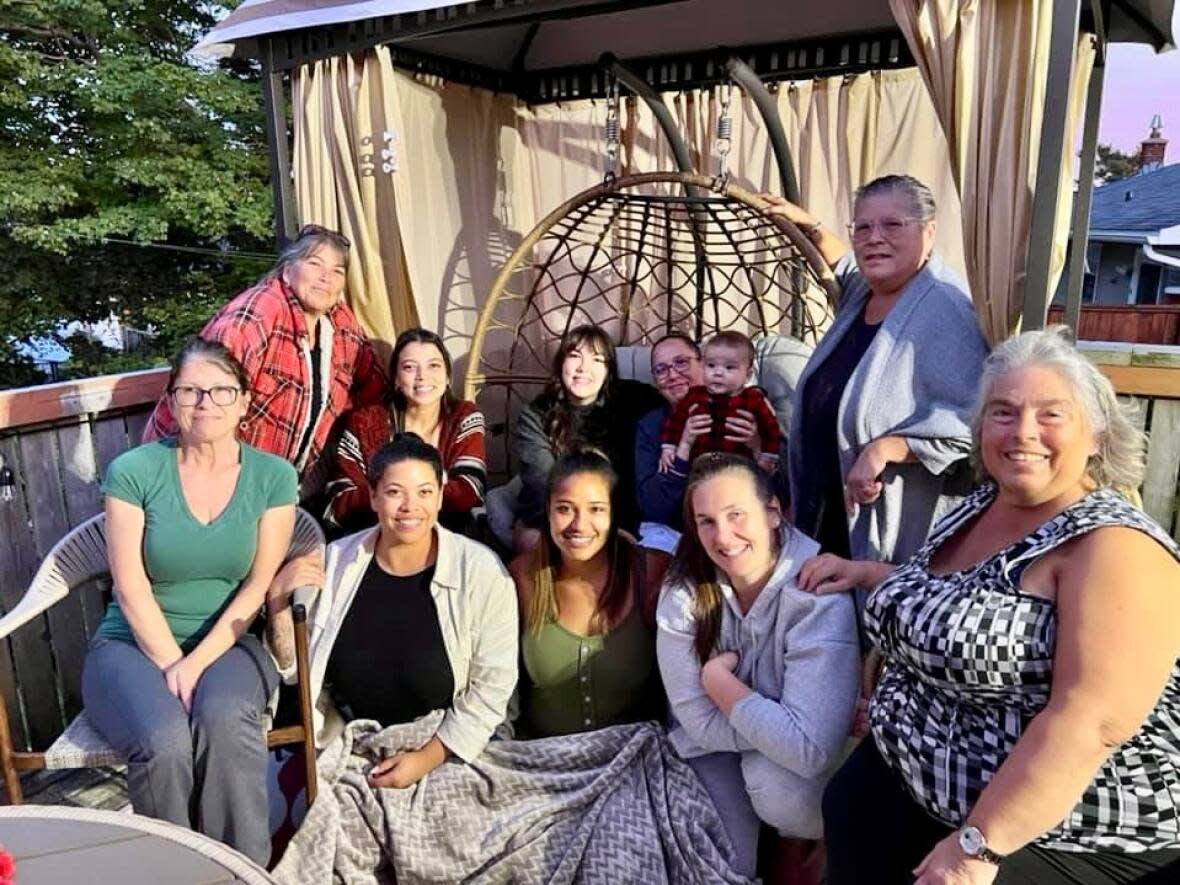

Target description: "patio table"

left=0, top=805, right=275, bottom=884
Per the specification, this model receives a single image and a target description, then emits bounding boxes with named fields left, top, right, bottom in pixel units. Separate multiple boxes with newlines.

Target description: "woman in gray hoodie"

left=657, top=453, right=860, bottom=880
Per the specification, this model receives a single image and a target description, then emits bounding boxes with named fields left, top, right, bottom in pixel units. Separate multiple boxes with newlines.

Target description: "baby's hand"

left=658, top=446, right=676, bottom=473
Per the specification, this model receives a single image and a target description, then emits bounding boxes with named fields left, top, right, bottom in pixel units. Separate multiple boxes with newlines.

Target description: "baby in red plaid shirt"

left=659, top=331, right=781, bottom=474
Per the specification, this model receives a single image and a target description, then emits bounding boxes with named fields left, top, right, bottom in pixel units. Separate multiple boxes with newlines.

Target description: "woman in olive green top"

left=81, top=339, right=298, bottom=866
left=509, top=449, right=669, bottom=738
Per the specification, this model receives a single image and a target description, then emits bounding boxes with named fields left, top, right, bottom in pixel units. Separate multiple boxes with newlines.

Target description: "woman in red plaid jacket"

left=144, top=226, right=389, bottom=494
left=326, top=328, right=487, bottom=535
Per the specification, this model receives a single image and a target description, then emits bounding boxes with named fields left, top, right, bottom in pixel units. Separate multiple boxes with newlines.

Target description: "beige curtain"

left=292, top=49, right=420, bottom=355
left=291, top=58, right=965, bottom=361
left=890, top=0, right=1096, bottom=343
left=660, top=73, right=966, bottom=277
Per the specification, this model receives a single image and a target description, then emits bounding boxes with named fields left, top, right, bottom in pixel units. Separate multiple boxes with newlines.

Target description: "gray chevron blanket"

left=273, top=712, right=753, bottom=884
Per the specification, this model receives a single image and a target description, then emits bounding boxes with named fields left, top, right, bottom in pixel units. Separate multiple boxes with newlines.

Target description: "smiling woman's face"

left=850, top=192, right=935, bottom=295
left=689, top=469, right=781, bottom=590
left=560, top=343, right=609, bottom=405
left=283, top=244, right=347, bottom=319
left=979, top=365, right=1097, bottom=507
left=395, top=341, right=449, bottom=410
left=547, top=470, right=612, bottom=564
left=369, top=458, right=442, bottom=547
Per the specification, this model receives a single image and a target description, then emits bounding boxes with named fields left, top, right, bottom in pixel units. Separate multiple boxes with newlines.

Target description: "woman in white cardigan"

left=265, top=433, right=517, bottom=784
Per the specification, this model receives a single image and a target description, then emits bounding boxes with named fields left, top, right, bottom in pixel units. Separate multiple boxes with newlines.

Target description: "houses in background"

left=1053, top=118, right=1180, bottom=345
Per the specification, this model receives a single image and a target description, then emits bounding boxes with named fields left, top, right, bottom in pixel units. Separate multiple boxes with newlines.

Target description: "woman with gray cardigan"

left=657, top=454, right=859, bottom=881
left=764, top=176, right=988, bottom=569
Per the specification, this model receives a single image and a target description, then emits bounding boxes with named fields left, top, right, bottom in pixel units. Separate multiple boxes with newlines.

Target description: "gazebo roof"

left=195, top=0, right=1177, bottom=71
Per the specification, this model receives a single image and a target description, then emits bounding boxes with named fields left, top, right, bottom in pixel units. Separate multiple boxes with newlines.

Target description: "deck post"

left=260, top=38, right=298, bottom=249
left=1063, top=4, right=1108, bottom=336
left=1023, top=0, right=1082, bottom=332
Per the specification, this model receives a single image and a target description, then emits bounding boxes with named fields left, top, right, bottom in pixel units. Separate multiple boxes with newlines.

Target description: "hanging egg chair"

left=463, top=170, right=840, bottom=469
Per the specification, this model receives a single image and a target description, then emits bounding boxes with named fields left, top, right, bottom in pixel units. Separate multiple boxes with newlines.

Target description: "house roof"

left=1091, top=163, right=1180, bottom=235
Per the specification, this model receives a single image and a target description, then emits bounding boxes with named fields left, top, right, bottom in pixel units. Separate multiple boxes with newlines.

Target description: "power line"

left=99, top=237, right=277, bottom=261
left=0, top=224, right=279, bottom=262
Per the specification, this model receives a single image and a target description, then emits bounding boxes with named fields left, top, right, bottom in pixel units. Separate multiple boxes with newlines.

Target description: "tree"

left=0, top=0, right=275, bottom=387
left=1095, top=144, right=1139, bottom=184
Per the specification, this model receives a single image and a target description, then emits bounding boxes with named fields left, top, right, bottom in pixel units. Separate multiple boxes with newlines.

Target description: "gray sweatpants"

left=688, top=750, right=827, bottom=877
left=82, top=634, right=278, bottom=866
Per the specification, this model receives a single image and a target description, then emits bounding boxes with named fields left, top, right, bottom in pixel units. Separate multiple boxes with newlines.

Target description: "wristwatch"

left=958, top=825, right=1005, bottom=865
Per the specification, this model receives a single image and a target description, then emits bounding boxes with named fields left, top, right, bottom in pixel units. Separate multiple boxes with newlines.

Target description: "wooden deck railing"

left=0, top=352, right=1176, bottom=752
left=1048, top=305, right=1180, bottom=346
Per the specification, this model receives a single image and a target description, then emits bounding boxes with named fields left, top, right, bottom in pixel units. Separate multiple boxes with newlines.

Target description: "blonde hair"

left=970, top=327, right=1146, bottom=493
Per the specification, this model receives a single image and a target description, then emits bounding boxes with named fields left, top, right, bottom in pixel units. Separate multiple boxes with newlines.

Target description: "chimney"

left=1139, top=114, right=1167, bottom=172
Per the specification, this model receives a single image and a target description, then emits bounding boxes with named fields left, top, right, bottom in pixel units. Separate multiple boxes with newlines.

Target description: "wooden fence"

left=0, top=357, right=1176, bottom=754
left=1048, top=304, right=1180, bottom=346
left=0, top=369, right=166, bottom=752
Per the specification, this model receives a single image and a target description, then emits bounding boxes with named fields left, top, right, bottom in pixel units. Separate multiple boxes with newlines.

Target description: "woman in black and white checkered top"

left=803, top=328, right=1180, bottom=885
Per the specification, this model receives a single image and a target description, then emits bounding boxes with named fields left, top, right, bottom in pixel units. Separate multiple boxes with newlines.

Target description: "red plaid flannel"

left=660, top=385, right=782, bottom=463
left=144, top=277, right=389, bottom=477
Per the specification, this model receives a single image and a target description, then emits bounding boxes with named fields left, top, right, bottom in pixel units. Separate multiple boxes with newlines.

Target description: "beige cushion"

left=43, top=713, right=123, bottom=770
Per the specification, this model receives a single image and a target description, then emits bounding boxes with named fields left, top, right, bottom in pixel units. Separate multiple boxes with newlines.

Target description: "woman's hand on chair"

left=163, top=656, right=206, bottom=714
left=266, top=553, right=325, bottom=611
left=368, top=737, right=448, bottom=789
left=758, top=193, right=818, bottom=229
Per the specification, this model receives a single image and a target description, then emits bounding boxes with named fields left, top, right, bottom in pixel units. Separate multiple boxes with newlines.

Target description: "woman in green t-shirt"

left=81, top=338, right=298, bottom=866
left=509, top=449, right=669, bottom=738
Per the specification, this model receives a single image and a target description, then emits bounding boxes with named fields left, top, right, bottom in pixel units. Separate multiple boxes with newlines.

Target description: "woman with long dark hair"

left=511, top=324, right=663, bottom=552
left=657, top=453, right=859, bottom=881
left=510, top=449, right=668, bottom=738
left=327, top=327, right=486, bottom=534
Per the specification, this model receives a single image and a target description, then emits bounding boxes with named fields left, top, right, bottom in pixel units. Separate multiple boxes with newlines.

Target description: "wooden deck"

left=6, top=766, right=127, bottom=811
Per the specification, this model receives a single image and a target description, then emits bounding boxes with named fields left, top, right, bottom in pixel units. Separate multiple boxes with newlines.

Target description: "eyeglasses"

left=652, top=355, right=699, bottom=379
left=846, top=217, right=923, bottom=242
left=170, top=385, right=241, bottom=407
left=297, top=224, right=351, bottom=249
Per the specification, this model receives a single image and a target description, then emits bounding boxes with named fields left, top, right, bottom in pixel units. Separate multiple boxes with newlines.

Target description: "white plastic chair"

left=0, top=508, right=323, bottom=806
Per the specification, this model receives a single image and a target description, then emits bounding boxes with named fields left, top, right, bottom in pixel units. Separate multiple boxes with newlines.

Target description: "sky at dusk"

left=1100, top=7, right=1180, bottom=154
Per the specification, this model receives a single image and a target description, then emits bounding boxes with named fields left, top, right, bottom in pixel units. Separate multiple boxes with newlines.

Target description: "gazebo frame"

left=235, top=0, right=1168, bottom=334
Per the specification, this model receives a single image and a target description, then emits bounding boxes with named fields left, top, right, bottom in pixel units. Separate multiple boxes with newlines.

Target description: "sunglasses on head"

left=297, top=224, right=351, bottom=249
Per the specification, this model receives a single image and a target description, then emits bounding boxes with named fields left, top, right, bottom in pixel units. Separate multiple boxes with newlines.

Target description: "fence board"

left=92, top=414, right=130, bottom=477
left=20, top=430, right=86, bottom=724
left=55, top=421, right=106, bottom=638
left=123, top=411, right=149, bottom=448
left=0, top=436, right=60, bottom=750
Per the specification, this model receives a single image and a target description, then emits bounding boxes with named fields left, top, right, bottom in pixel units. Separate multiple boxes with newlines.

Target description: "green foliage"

left=1095, top=144, right=1139, bottom=184
left=0, top=0, right=275, bottom=388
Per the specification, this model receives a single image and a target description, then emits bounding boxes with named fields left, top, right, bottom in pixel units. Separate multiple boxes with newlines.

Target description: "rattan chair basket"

left=462, top=171, right=839, bottom=468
